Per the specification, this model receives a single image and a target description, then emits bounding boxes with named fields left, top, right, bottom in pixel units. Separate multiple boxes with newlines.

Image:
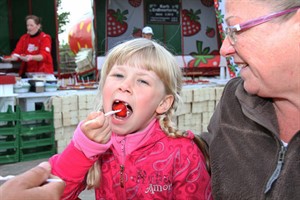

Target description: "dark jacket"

left=205, top=77, right=300, bottom=200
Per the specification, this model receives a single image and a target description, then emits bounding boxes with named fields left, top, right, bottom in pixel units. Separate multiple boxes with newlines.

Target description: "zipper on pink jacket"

left=120, top=139, right=126, bottom=188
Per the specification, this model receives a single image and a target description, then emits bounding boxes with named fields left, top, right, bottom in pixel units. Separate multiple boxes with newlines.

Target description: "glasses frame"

left=225, top=6, right=300, bottom=45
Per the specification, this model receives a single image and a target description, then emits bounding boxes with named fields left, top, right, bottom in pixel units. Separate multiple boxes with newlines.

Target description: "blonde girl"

left=50, top=38, right=212, bottom=199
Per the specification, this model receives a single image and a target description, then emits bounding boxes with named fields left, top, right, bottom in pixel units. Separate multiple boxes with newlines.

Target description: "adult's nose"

left=220, top=37, right=236, bottom=57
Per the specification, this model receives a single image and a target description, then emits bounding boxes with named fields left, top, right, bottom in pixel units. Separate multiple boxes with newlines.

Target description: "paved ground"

left=0, top=158, right=95, bottom=200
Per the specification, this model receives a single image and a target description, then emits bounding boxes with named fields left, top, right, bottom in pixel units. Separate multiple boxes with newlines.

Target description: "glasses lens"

left=225, top=27, right=235, bottom=45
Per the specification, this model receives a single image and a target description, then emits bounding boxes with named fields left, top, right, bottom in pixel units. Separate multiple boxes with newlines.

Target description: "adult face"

left=220, top=0, right=299, bottom=98
left=26, top=19, right=41, bottom=35
left=142, top=33, right=153, bottom=40
left=102, top=64, right=173, bottom=135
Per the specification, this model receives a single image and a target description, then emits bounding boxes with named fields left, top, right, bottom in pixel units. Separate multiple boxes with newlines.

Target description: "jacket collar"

left=111, top=119, right=162, bottom=156
left=235, top=78, right=279, bottom=135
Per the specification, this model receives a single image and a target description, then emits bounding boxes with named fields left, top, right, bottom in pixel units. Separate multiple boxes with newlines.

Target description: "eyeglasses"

left=225, top=6, right=300, bottom=45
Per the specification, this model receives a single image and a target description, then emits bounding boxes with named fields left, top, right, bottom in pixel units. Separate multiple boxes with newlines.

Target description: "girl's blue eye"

left=138, top=79, right=149, bottom=85
left=112, top=73, right=123, bottom=78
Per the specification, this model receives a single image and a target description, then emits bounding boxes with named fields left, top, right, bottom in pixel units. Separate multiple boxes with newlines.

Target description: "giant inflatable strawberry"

left=68, top=17, right=93, bottom=54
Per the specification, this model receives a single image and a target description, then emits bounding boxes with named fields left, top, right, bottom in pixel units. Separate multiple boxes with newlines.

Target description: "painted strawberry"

left=188, top=40, right=220, bottom=67
left=128, top=0, right=141, bottom=7
left=112, top=102, right=127, bottom=117
left=206, top=26, right=215, bottom=38
left=107, top=9, right=128, bottom=37
left=201, top=0, right=214, bottom=7
left=132, top=27, right=142, bottom=38
left=182, top=9, right=201, bottom=36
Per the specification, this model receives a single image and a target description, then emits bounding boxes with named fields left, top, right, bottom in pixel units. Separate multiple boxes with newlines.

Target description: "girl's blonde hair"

left=86, top=38, right=184, bottom=189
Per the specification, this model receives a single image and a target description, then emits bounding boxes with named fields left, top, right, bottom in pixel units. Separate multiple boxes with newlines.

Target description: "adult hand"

left=81, top=111, right=112, bottom=144
left=0, top=162, right=65, bottom=200
left=1, top=55, right=17, bottom=62
left=19, top=54, right=33, bottom=62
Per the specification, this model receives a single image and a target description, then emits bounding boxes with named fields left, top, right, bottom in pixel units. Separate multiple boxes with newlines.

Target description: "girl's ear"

left=156, top=95, right=174, bottom=114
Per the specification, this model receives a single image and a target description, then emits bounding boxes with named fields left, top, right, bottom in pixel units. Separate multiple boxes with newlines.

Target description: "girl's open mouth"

left=112, top=100, right=133, bottom=119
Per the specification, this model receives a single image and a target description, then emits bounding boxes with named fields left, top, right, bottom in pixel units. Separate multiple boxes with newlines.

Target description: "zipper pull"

left=264, top=145, right=287, bottom=193
left=120, top=165, right=125, bottom=188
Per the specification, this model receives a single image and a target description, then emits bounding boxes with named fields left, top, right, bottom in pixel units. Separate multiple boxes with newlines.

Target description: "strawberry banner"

left=94, top=0, right=237, bottom=77
left=213, top=0, right=238, bottom=77
left=106, top=0, right=219, bottom=57
left=181, top=0, right=220, bottom=69
left=107, top=0, right=143, bottom=50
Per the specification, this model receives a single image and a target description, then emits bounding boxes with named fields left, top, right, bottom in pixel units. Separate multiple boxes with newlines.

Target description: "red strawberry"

left=188, top=41, right=220, bottom=67
left=206, top=26, right=215, bottom=38
left=201, top=0, right=214, bottom=7
left=182, top=9, right=201, bottom=36
left=128, top=0, right=141, bottom=7
left=132, top=27, right=142, bottom=38
left=107, top=9, right=128, bottom=37
left=112, top=102, right=127, bottom=117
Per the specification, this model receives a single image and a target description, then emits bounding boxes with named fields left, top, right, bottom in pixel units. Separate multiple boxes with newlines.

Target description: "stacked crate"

left=18, top=105, right=56, bottom=161
left=51, top=94, right=96, bottom=153
left=176, top=86, right=224, bottom=134
left=0, top=105, right=19, bottom=164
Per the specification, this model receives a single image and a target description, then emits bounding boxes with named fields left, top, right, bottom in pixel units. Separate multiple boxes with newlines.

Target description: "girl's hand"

left=80, top=111, right=112, bottom=144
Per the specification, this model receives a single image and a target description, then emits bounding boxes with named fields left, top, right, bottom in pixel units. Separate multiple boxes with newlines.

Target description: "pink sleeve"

left=49, top=122, right=112, bottom=199
left=49, top=141, right=95, bottom=199
left=73, top=121, right=112, bottom=159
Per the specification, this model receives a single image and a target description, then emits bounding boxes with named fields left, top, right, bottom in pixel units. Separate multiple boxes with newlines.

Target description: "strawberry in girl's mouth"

left=112, top=100, right=132, bottom=118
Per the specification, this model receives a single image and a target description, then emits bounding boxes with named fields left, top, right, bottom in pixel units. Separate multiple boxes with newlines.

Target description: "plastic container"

left=35, top=82, right=44, bottom=93
left=13, top=85, right=30, bottom=93
left=14, top=80, right=30, bottom=93
left=45, top=83, right=58, bottom=92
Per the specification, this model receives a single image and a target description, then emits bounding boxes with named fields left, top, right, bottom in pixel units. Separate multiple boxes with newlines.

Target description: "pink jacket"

left=49, top=120, right=212, bottom=199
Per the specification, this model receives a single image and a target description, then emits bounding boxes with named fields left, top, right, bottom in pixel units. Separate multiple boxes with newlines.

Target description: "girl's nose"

left=220, top=37, right=236, bottom=57
left=119, top=78, right=132, bottom=93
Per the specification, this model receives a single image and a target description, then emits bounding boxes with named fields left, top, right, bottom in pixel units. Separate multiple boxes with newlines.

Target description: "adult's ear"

left=156, top=95, right=174, bottom=114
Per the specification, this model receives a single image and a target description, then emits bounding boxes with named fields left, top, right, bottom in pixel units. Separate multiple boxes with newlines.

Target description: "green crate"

left=0, top=106, right=17, bottom=121
left=20, top=132, right=54, bottom=148
left=0, top=135, right=19, bottom=150
left=20, top=123, right=54, bottom=135
left=19, top=144, right=56, bottom=162
left=0, top=126, right=19, bottom=150
left=0, top=148, right=19, bottom=164
left=0, top=125, right=18, bottom=134
left=0, top=106, right=57, bottom=163
left=18, top=105, right=53, bottom=121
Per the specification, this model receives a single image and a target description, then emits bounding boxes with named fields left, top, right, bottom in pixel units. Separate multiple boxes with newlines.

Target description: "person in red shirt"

left=2, top=15, right=54, bottom=77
